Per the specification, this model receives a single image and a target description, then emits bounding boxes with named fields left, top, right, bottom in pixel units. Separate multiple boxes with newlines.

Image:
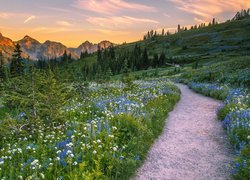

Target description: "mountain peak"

left=23, top=35, right=33, bottom=40
left=84, top=40, right=91, bottom=44
left=19, top=35, right=40, bottom=45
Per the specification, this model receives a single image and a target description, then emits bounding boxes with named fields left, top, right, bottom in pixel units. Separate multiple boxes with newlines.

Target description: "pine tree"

left=159, top=52, right=166, bottom=66
left=153, top=53, right=158, bottom=67
left=212, top=18, right=216, bottom=25
left=122, top=59, right=129, bottom=73
left=105, top=68, right=113, bottom=80
left=95, top=65, right=103, bottom=81
left=0, top=51, right=4, bottom=96
left=142, top=48, right=149, bottom=69
left=0, top=51, right=4, bottom=80
left=68, top=53, right=72, bottom=62
left=10, top=43, right=24, bottom=77
left=62, top=50, right=68, bottom=63
left=162, top=29, right=165, bottom=36
left=97, top=46, right=102, bottom=63
left=177, top=24, right=181, bottom=32
left=4, top=69, right=70, bottom=125
left=147, top=31, right=150, bottom=39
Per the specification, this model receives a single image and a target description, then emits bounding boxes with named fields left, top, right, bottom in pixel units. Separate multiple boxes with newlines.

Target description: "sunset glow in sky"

left=0, top=0, right=249, bottom=47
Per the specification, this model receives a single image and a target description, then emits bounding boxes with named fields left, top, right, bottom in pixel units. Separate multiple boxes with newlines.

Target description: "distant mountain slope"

left=0, top=32, right=17, bottom=59
left=0, top=33, right=113, bottom=60
left=116, top=16, right=250, bottom=61
left=69, top=40, right=113, bottom=57
left=38, top=40, right=79, bottom=60
left=17, top=35, right=42, bottom=60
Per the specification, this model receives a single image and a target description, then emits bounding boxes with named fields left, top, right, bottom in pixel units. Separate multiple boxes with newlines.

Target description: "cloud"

left=31, top=26, right=82, bottom=34
left=92, top=28, right=130, bottom=35
left=194, top=17, right=205, bottom=24
left=56, top=21, right=73, bottom=27
left=0, top=13, right=13, bottom=19
left=24, top=16, right=36, bottom=23
left=170, top=0, right=250, bottom=21
left=164, top=13, right=171, bottom=18
left=74, top=0, right=156, bottom=15
left=42, top=7, right=72, bottom=13
left=86, top=16, right=158, bottom=29
left=0, top=12, right=24, bottom=19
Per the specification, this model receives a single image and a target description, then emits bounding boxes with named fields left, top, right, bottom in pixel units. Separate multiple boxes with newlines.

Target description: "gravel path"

left=135, top=84, right=234, bottom=180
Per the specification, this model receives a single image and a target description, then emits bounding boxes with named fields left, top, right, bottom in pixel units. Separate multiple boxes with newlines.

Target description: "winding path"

left=135, top=84, right=234, bottom=180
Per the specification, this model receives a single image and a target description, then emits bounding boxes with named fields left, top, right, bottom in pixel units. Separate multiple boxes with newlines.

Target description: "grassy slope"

left=68, top=17, right=250, bottom=79
left=116, top=17, right=250, bottom=63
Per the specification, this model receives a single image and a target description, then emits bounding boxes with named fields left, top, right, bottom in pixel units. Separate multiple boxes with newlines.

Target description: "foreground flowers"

left=0, top=78, right=180, bottom=179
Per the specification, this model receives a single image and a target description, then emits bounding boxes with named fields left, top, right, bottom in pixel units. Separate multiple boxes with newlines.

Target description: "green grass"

left=114, top=17, right=250, bottom=65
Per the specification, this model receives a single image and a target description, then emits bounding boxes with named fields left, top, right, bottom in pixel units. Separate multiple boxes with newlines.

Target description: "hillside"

left=116, top=16, right=250, bottom=63
left=66, top=16, right=250, bottom=81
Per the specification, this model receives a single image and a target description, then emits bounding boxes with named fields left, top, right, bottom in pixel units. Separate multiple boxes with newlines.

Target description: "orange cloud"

left=0, top=13, right=13, bottom=19
left=24, top=16, right=36, bottom=23
left=56, top=21, right=73, bottom=27
left=74, top=0, right=157, bottom=14
left=170, top=0, right=250, bottom=21
left=86, top=16, right=158, bottom=29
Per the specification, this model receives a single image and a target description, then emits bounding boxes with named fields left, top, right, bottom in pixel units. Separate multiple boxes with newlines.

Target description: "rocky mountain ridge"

left=0, top=33, right=113, bottom=60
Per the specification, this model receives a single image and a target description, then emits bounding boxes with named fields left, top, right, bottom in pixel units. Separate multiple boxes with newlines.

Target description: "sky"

left=0, top=0, right=249, bottom=47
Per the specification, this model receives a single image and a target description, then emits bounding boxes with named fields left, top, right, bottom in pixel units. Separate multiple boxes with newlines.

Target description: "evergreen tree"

left=95, top=65, right=103, bottom=81
left=162, top=29, right=165, bottom=36
left=97, top=46, right=102, bottom=63
left=0, top=51, right=4, bottom=80
left=10, top=43, right=24, bottom=77
left=147, top=31, right=150, bottom=39
left=68, top=53, right=72, bottom=62
left=153, top=53, right=158, bottom=67
left=122, top=59, right=129, bottom=73
left=212, top=18, right=216, bottom=25
left=62, top=50, right=68, bottom=63
left=0, top=51, right=4, bottom=96
left=159, top=52, right=166, bottom=66
left=177, top=24, right=181, bottom=32
left=142, top=48, right=149, bottom=69
left=4, top=69, right=70, bottom=124
left=105, top=67, right=113, bottom=80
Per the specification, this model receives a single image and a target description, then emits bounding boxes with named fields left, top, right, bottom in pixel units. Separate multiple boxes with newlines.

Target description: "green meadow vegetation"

left=0, top=9, right=249, bottom=179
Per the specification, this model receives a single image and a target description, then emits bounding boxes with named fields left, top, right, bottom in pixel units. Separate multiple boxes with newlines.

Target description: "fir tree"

left=10, top=43, right=24, bottom=77
left=122, top=59, right=129, bottom=74
left=0, top=51, right=4, bottom=80
left=142, top=48, right=149, bottom=69
left=212, top=18, right=216, bottom=25
left=177, top=24, right=181, bottom=32
left=105, top=67, right=113, bottom=80
left=0, top=51, right=4, bottom=96
left=159, top=52, right=166, bottom=66
left=62, top=50, right=68, bottom=63
left=153, top=53, right=158, bottom=67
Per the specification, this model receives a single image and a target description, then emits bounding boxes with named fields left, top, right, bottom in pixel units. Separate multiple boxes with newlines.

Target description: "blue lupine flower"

left=56, top=139, right=71, bottom=149
left=134, top=155, right=140, bottom=161
left=66, top=130, right=73, bottom=137
left=17, top=112, right=26, bottom=121
left=0, top=158, right=4, bottom=164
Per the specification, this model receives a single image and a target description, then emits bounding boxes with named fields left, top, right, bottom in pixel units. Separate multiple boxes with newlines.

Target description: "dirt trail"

left=135, top=84, right=234, bottom=180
